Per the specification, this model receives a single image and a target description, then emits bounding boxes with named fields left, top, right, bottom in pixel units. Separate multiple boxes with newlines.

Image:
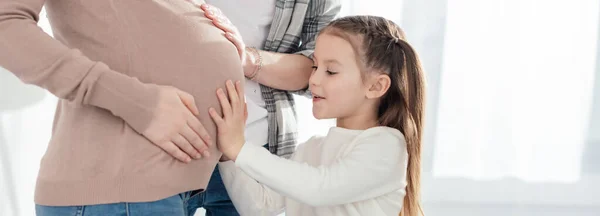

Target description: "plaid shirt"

left=260, top=0, right=341, bottom=158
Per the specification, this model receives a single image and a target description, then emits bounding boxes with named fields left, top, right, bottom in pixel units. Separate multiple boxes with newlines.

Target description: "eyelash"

left=311, top=65, right=337, bottom=75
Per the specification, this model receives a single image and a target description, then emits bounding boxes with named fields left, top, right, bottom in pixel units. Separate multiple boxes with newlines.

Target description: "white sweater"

left=218, top=126, right=408, bottom=216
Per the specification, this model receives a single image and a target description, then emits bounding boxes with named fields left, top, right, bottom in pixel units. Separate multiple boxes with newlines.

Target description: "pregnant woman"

left=0, top=0, right=242, bottom=215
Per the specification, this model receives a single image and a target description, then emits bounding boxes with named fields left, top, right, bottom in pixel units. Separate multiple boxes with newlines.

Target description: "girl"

left=208, top=15, right=426, bottom=216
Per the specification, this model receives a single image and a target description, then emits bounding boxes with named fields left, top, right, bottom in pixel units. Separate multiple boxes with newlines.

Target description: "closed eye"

left=312, top=65, right=337, bottom=75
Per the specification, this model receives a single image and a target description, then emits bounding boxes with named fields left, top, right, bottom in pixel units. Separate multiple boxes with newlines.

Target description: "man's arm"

left=199, top=0, right=341, bottom=91
left=244, top=50, right=313, bottom=91
left=248, top=0, right=342, bottom=91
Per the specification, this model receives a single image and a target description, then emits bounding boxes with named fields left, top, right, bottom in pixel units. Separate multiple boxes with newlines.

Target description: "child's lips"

left=312, top=93, right=325, bottom=102
left=312, top=93, right=326, bottom=99
left=313, top=92, right=325, bottom=102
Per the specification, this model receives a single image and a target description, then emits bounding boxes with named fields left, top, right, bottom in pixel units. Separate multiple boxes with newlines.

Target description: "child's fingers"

left=235, top=81, right=244, bottom=104
left=216, top=88, right=232, bottom=118
left=243, top=102, right=248, bottom=122
left=225, top=80, right=239, bottom=107
left=209, top=108, right=225, bottom=127
left=235, top=81, right=246, bottom=113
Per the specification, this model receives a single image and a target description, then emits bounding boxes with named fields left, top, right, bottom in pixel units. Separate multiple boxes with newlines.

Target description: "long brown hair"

left=321, top=15, right=426, bottom=216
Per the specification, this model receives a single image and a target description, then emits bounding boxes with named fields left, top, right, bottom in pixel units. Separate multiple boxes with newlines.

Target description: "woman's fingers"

left=161, top=141, right=192, bottom=163
left=172, top=134, right=201, bottom=159
left=187, top=115, right=213, bottom=148
left=180, top=124, right=208, bottom=158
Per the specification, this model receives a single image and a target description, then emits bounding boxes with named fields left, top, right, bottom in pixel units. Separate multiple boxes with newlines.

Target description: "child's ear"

left=366, top=74, right=391, bottom=99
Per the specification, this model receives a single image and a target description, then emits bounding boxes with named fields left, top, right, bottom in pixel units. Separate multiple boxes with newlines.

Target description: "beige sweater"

left=0, top=0, right=243, bottom=205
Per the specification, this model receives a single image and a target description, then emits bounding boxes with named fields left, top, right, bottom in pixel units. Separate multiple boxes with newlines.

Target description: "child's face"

left=309, top=33, right=371, bottom=120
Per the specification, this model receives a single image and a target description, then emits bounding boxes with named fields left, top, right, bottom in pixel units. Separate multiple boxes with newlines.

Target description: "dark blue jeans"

left=36, top=165, right=239, bottom=216
left=194, top=164, right=240, bottom=216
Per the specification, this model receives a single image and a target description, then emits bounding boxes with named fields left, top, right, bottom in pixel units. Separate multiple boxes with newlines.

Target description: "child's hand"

left=209, top=80, right=247, bottom=161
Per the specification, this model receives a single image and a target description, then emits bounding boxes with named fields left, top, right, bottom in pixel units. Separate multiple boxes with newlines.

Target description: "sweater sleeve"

left=234, top=130, right=408, bottom=207
left=218, top=160, right=286, bottom=216
left=217, top=139, right=316, bottom=215
left=0, top=0, right=160, bottom=133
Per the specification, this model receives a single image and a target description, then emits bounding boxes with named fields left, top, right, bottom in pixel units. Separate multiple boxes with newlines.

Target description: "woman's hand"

left=143, top=86, right=212, bottom=163
left=209, top=80, right=248, bottom=161
left=195, top=3, right=258, bottom=78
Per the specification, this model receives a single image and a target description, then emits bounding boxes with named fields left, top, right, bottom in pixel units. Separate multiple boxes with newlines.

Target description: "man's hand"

left=143, top=86, right=212, bottom=163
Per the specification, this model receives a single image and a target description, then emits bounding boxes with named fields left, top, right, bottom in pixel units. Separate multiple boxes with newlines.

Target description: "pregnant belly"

left=122, top=0, right=244, bottom=140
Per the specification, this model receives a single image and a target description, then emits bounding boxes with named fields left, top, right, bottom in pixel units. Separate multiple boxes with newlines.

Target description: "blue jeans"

left=36, top=165, right=239, bottom=216
left=196, top=164, right=240, bottom=216
left=36, top=191, right=202, bottom=216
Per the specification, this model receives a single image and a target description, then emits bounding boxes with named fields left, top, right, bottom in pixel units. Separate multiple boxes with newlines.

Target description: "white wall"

left=583, top=8, right=600, bottom=175
left=424, top=203, right=600, bottom=216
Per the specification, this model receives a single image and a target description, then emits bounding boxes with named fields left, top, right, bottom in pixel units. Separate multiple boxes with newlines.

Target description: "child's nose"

left=309, top=71, right=321, bottom=87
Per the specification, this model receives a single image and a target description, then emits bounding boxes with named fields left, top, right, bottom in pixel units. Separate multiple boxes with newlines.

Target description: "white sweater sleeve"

left=233, top=130, right=407, bottom=207
left=218, top=159, right=286, bottom=216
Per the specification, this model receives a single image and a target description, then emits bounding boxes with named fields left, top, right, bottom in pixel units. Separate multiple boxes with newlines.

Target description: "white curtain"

left=432, top=0, right=598, bottom=183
